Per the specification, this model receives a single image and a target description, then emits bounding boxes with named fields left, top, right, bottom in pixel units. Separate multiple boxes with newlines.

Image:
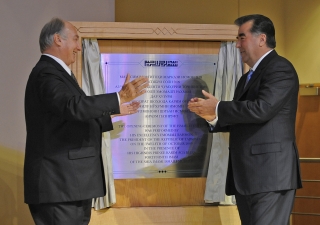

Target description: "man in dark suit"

left=24, top=18, right=149, bottom=225
left=188, top=14, right=302, bottom=224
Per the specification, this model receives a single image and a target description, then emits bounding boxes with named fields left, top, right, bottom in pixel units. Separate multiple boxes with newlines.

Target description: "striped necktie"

left=244, top=69, right=253, bottom=88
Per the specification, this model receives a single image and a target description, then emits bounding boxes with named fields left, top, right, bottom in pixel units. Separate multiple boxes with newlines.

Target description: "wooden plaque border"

left=70, top=22, right=238, bottom=207
left=70, top=22, right=238, bottom=86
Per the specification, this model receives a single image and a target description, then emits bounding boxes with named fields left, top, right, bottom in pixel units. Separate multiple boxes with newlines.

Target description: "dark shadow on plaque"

left=165, top=77, right=212, bottom=177
left=109, top=120, right=125, bottom=139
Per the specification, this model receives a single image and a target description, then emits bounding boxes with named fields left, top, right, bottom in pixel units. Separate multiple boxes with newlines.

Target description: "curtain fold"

left=82, top=39, right=116, bottom=210
left=204, top=41, right=242, bottom=204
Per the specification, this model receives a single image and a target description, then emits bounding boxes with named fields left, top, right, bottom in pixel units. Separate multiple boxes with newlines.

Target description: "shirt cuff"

left=116, top=92, right=120, bottom=106
left=207, top=101, right=220, bottom=126
left=207, top=117, right=218, bottom=126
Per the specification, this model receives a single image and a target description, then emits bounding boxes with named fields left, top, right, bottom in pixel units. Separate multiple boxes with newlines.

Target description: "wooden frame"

left=70, top=22, right=238, bottom=207
left=70, top=22, right=238, bottom=86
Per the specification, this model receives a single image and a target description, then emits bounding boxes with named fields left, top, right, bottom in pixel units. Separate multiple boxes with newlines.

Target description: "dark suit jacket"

left=24, top=55, right=120, bottom=204
left=211, top=50, right=302, bottom=196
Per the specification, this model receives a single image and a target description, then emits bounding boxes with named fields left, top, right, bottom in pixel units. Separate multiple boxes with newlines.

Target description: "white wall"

left=0, top=1, right=114, bottom=224
left=0, top=0, right=114, bottom=150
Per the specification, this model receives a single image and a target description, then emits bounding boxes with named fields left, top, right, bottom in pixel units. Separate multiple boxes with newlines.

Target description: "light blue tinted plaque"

left=101, top=54, right=218, bottom=178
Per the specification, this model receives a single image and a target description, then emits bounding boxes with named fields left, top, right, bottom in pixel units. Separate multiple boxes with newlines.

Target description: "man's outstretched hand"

left=118, top=73, right=149, bottom=104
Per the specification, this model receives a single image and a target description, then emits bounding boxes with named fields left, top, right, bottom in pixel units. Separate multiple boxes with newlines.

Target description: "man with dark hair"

left=188, top=14, right=302, bottom=224
left=24, top=18, right=149, bottom=224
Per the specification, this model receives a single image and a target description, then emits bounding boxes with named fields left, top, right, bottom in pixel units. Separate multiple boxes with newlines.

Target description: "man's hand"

left=118, top=73, right=149, bottom=104
left=188, top=90, right=219, bottom=121
left=112, top=101, right=141, bottom=118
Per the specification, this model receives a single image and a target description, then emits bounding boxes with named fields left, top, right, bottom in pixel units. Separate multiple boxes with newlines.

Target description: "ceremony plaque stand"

left=71, top=22, right=237, bottom=207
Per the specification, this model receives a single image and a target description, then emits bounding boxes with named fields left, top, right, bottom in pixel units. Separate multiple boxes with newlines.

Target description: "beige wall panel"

left=284, top=0, right=320, bottom=83
left=238, top=0, right=286, bottom=57
left=115, top=0, right=287, bottom=57
left=116, top=0, right=239, bottom=24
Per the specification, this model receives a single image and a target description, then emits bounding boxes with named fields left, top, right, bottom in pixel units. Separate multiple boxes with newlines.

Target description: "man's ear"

left=53, top=33, right=62, bottom=47
left=259, top=33, right=267, bottom=47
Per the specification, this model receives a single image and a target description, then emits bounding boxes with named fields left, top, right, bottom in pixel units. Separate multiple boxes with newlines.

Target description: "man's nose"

left=236, top=40, right=241, bottom=48
left=77, top=44, right=81, bottom=51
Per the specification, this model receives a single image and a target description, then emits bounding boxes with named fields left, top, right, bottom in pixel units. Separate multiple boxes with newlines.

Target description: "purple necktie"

left=244, top=69, right=253, bottom=88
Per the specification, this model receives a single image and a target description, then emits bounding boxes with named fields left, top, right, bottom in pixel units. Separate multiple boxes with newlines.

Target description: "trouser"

left=29, top=199, right=92, bottom=225
left=235, top=189, right=296, bottom=225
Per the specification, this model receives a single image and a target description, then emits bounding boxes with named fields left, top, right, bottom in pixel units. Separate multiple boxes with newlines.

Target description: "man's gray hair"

left=39, top=18, right=67, bottom=53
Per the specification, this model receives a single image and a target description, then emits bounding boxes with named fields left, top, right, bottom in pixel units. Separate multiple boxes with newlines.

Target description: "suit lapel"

left=234, top=75, right=247, bottom=100
left=235, top=50, right=278, bottom=100
left=40, top=55, right=85, bottom=95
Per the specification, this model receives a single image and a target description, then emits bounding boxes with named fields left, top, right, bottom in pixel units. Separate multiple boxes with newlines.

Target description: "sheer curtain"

left=82, top=39, right=116, bottom=210
left=204, top=41, right=242, bottom=204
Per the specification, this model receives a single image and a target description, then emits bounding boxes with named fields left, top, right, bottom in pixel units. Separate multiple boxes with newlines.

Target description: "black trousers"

left=28, top=199, right=92, bottom=225
left=235, top=189, right=296, bottom=225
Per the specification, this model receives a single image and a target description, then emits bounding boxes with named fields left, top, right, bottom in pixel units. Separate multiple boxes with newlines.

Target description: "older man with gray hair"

left=24, top=17, right=149, bottom=224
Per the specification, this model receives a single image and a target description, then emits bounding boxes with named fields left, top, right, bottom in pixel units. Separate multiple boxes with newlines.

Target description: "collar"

left=42, top=54, right=71, bottom=75
left=251, top=49, right=274, bottom=71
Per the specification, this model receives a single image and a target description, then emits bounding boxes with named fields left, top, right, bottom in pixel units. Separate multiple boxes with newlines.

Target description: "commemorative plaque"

left=101, top=54, right=218, bottom=178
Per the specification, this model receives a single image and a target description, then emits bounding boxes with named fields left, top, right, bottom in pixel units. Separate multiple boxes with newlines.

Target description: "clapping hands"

left=112, top=101, right=141, bottom=118
left=188, top=90, right=218, bottom=121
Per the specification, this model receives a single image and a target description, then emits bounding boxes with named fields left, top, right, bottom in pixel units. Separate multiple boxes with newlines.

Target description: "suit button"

left=102, top=111, right=106, bottom=116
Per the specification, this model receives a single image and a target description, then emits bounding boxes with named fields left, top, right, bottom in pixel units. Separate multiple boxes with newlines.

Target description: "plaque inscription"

left=101, top=54, right=218, bottom=178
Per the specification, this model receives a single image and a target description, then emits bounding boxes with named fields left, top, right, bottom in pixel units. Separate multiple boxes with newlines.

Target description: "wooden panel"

left=296, top=90, right=320, bottom=158
left=70, top=21, right=237, bottom=81
left=89, top=206, right=240, bottom=225
left=293, top=89, right=320, bottom=225
left=293, top=163, right=320, bottom=224
left=98, top=40, right=220, bottom=55
left=293, top=198, right=320, bottom=214
left=296, top=181, right=320, bottom=197
left=97, top=39, right=220, bottom=207
left=292, top=214, right=320, bottom=225
left=113, top=178, right=207, bottom=207
left=73, top=22, right=238, bottom=41
left=300, top=162, right=320, bottom=180
left=68, top=22, right=237, bottom=207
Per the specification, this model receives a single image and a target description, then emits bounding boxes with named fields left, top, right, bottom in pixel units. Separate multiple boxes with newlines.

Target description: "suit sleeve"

left=36, top=67, right=120, bottom=122
left=217, top=59, right=298, bottom=127
left=97, top=116, right=114, bottom=132
left=208, top=121, right=230, bottom=133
